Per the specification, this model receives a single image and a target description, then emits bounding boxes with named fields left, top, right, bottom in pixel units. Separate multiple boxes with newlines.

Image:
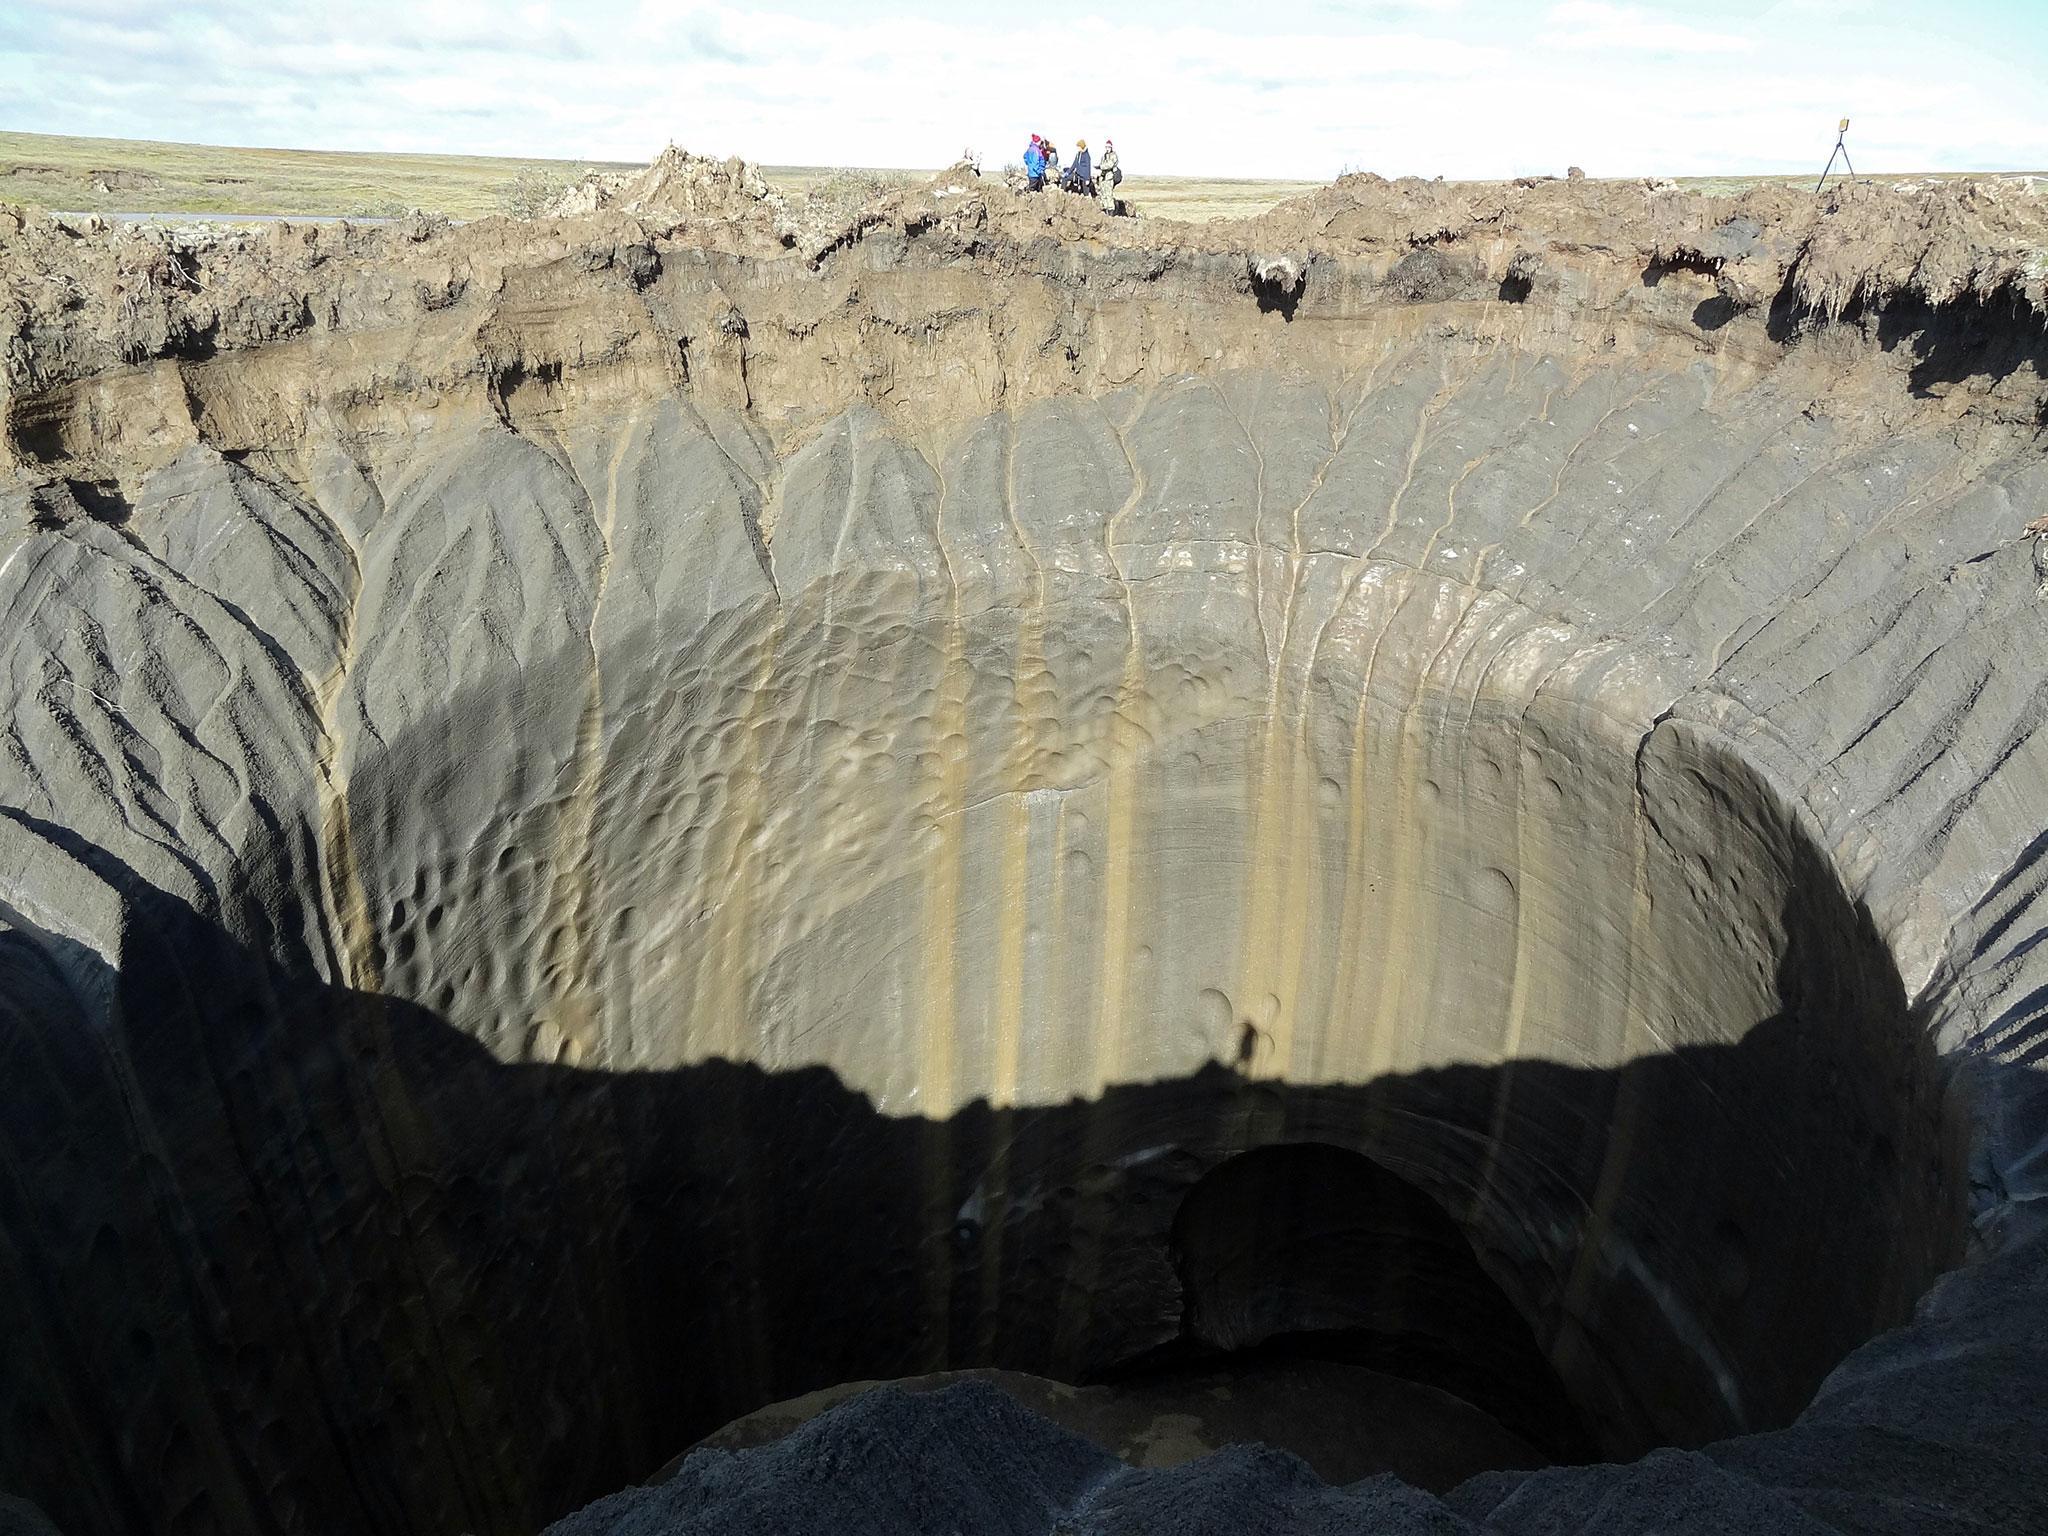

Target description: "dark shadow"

left=0, top=844, right=1965, bottom=1536
left=1766, top=273, right=2048, bottom=403
left=4, top=399, right=70, bottom=469
left=1638, top=255, right=1742, bottom=332
left=1640, top=253, right=1722, bottom=288
left=1874, top=283, right=2048, bottom=399
left=1692, top=295, right=1738, bottom=332
left=493, top=356, right=565, bottom=396
left=161, top=317, right=221, bottom=364
left=1249, top=263, right=1306, bottom=322
left=1764, top=274, right=1810, bottom=345
left=1100, top=1142, right=1596, bottom=1462
left=22, top=479, right=131, bottom=528
left=0, top=650, right=1971, bottom=1536
left=1497, top=271, right=1533, bottom=305
left=61, top=478, right=134, bottom=525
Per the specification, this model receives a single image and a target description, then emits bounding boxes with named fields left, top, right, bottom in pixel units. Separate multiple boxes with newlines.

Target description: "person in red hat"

left=1023, top=134, right=1046, bottom=190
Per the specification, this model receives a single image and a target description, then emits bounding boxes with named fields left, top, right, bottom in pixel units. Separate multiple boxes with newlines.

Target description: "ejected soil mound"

left=1, top=157, right=2047, bottom=1536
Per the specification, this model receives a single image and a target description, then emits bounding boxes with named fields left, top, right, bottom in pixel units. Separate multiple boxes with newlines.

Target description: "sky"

left=3, top=0, right=2046, bottom=180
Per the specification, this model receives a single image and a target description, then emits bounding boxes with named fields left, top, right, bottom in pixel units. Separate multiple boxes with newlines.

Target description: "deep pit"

left=2, top=164, right=2046, bottom=1536
left=0, top=491, right=1970, bottom=1531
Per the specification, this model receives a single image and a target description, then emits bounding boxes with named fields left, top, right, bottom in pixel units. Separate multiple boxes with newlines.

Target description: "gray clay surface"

left=1, top=155, right=2046, bottom=1533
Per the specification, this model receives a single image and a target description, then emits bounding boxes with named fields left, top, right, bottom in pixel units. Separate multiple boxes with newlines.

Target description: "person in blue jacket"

left=1023, top=135, right=1046, bottom=190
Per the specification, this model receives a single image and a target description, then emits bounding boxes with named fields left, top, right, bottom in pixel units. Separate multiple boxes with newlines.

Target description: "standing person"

left=1096, top=139, right=1122, bottom=214
left=1023, top=134, right=1046, bottom=190
left=1042, top=136, right=1060, bottom=186
left=1071, top=140, right=1093, bottom=197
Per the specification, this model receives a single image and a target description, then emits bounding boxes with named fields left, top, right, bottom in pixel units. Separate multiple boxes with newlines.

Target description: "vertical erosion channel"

left=0, top=438, right=1966, bottom=1531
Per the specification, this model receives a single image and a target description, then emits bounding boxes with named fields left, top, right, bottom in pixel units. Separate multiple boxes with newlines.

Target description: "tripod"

left=1815, top=118, right=1855, bottom=193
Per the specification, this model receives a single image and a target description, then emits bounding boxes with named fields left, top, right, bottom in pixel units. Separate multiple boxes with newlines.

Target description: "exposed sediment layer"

left=1, top=168, right=2046, bottom=1535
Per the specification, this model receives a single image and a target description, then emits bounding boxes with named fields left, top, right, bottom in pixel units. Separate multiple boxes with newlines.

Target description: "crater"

left=1, top=163, right=2043, bottom=1536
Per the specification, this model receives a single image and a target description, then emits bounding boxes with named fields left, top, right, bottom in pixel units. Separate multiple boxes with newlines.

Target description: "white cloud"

left=1312, top=0, right=1470, bottom=12
left=1540, top=2, right=1755, bottom=52
left=0, top=1, right=2041, bottom=181
left=1765, top=0, right=1877, bottom=15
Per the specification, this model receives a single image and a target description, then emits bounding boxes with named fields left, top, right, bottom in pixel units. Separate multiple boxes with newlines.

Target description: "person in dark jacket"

left=1041, top=136, right=1060, bottom=183
left=1070, top=140, right=1093, bottom=196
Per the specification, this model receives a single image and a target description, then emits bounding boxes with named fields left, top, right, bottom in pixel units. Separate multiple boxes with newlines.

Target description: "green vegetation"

left=797, top=168, right=920, bottom=222
left=0, top=130, right=1325, bottom=223
left=496, top=162, right=591, bottom=219
left=1114, top=176, right=1319, bottom=222
left=0, top=131, right=2036, bottom=226
left=0, top=130, right=639, bottom=219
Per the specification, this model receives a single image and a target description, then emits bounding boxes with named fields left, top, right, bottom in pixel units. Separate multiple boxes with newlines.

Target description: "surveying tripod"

left=1816, top=119, right=1855, bottom=193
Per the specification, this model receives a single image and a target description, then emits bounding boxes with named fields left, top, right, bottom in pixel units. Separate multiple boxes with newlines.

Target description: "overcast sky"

left=4, top=0, right=2045, bottom=179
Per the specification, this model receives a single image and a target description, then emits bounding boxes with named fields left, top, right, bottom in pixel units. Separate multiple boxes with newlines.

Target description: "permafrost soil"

left=2, top=151, right=2047, bottom=1535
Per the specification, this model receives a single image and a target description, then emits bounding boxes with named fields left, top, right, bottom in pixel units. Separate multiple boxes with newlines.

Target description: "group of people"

left=1022, top=134, right=1123, bottom=213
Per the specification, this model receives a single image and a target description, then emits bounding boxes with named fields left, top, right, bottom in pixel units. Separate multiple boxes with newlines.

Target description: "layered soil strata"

left=1, top=164, right=2045, bottom=1535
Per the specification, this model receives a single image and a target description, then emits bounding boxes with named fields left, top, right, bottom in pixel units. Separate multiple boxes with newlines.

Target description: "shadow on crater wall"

left=0, top=841, right=1964, bottom=1536
left=1118, top=1139, right=1595, bottom=1462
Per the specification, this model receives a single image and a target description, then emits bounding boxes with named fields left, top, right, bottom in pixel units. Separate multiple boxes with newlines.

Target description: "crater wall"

left=1, top=171, right=2045, bottom=1535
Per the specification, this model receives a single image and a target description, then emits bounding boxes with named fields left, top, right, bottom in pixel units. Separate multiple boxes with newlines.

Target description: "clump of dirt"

left=88, top=169, right=163, bottom=194
left=1788, top=177, right=2048, bottom=318
left=544, top=144, right=798, bottom=239
left=803, top=169, right=914, bottom=222
left=4, top=148, right=2047, bottom=481
left=1244, top=169, right=2048, bottom=327
left=533, top=144, right=936, bottom=260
